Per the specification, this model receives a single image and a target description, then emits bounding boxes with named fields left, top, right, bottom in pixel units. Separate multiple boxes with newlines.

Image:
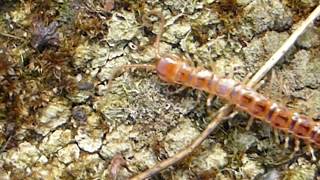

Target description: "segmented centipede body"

left=108, top=11, right=319, bottom=151
left=110, top=8, right=320, bottom=180
left=155, top=55, right=320, bottom=148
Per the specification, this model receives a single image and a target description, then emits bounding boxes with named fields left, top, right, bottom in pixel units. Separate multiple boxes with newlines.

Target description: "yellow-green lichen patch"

left=1, top=142, right=47, bottom=172
left=74, top=112, right=107, bottom=153
left=35, top=99, right=71, bottom=136
left=100, top=124, right=136, bottom=159
left=282, top=158, right=316, bottom=180
left=75, top=126, right=104, bottom=153
left=240, top=154, right=265, bottom=179
left=57, top=144, right=80, bottom=165
left=66, top=153, right=107, bottom=179
left=30, top=158, right=67, bottom=179
left=164, top=119, right=200, bottom=157
left=106, top=10, right=140, bottom=46
left=39, top=129, right=72, bottom=157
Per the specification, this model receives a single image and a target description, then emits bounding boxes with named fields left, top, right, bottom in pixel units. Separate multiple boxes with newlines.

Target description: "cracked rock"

left=36, top=100, right=71, bottom=136
left=57, top=144, right=80, bottom=164
left=1, top=142, right=46, bottom=170
left=39, top=129, right=72, bottom=156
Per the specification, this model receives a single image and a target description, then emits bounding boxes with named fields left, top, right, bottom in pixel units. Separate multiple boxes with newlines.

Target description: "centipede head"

left=154, top=55, right=181, bottom=83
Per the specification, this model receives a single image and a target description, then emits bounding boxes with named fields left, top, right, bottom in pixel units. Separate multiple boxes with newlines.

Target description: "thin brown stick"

left=130, top=5, right=320, bottom=180
left=0, top=32, right=25, bottom=40
left=130, top=105, right=234, bottom=180
left=246, top=5, right=320, bottom=87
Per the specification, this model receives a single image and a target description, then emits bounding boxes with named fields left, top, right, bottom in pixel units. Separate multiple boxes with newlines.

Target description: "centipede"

left=108, top=8, right=320, bottom=179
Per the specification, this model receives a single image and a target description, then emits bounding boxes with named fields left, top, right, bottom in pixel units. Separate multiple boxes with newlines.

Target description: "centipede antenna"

left=107, top=64, right=156, bottom=92
left=142, top=10, right=165, bottom=58
left=155, top=12, right=165, bottom=58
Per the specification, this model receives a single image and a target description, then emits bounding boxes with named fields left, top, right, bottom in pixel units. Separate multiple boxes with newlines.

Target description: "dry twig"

left=0, top=32, right=25, bottom=40
left=131, top=5, right=320, bottom=180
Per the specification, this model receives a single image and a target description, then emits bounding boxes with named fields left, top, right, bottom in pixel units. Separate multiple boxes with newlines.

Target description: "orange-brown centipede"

left=108, top=9, right=320, bottom=178
left=154, top=56, right=319, bottom=147
left=109, top=11, right=319, bottom=150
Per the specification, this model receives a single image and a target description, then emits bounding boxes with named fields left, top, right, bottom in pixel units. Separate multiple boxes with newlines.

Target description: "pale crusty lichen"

left=75, top=126, right=104, bottom=153
left=73, top=42, right=109, bottom=70
left=240, top=154, right=265, bottom=178
left=239, top=0, right=292, bottom=38
left=35, top=99, right=71, bottom=136
left=39, top=129, right=72, bottom=156
left=65, top=153, right=106, bottom=179
left=190, top=143, right=228, bottom=171
left=1, top=142, right=46, bottom=171
left=57, top=144, right=80, bottom=164
left=164, top=119, right=200, bottom=157
left=100, top=124, right=136, bottom=159
left=30, top=158, right=66, bottom=179
left=296, top=25, right=320, bottom=48
left=283, top=158, right=316, bottom=180
left=243, top=31, right=290, bottom=72
left=106, top=10, right=140, bottom=46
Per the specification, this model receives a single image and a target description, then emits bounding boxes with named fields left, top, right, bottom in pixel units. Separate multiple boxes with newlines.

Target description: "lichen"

left=1, top=142, right=45, bottom=170
left=39, top=129, right=72, bottom=156
left=57, top=144, right=80, bottom=164
left=283, top=158, right=316, bottom=180
left=35, top=100, right=71, bottom=136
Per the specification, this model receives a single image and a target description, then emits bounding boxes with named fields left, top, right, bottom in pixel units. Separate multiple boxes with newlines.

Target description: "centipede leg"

left=166, top=86, right=187, bottom=95
left=294, top=138, right=300, bottom=152
left=206, top=94, right=216, bottom=107
left=252, top=79, right=265, bottom=90
left=182, top=53, right=195, bottom=66
left=307, top=143, right=316, bottom=161
left=0, top=135, right=12, bottom=153
left=195, top=91, right=203, bottom=105
left=221, top=110, right=239, bottom=121
left=284, top=135, right=290, bottom=149
left=245, top=116, right=254, bottom=130
left=242, top=72, right=253, bottom=85
left=274, top=129, right=280, bottom=144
